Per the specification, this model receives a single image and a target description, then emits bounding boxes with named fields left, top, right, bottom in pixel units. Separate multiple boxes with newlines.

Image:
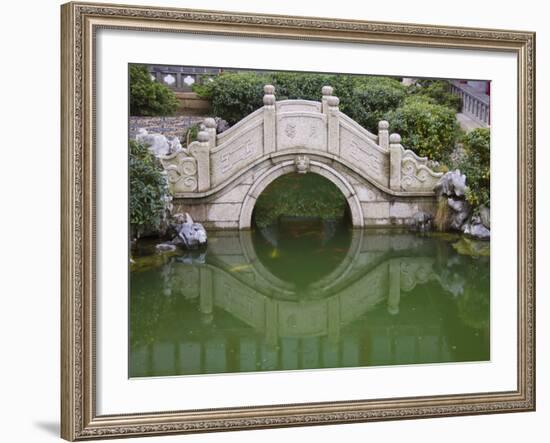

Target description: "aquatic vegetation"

left=130, top=250, right=178, bottom=272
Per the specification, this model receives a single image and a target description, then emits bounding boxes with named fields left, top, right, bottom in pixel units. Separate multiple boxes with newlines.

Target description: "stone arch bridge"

left=161, top=85, right=443, bottom=229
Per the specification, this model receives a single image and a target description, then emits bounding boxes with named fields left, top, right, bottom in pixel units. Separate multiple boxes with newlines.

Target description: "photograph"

left=58, top=2, right=536, bottom=439
left=1, top=0, right=544, bottom=441
left=128, top=64, right=492, bottom=378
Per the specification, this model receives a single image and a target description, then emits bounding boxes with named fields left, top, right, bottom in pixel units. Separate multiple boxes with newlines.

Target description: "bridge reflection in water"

left=130, top=227, right=489, bottom=377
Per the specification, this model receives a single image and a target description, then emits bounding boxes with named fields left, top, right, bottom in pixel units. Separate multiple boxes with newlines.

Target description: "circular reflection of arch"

left=238, top=160, right=364, bottom=229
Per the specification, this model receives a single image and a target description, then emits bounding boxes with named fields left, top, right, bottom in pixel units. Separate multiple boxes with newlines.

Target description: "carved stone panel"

left=339, top=125, right=389, bottom=188
left=400, top=158, right=443, bottom=192
left=210, top=124, right=264, bottom=187
left=160, top=151, right=198, bottom=193
left=276, top=100, right=322, bottom=114
left=276, top=113, right=327, bottom=152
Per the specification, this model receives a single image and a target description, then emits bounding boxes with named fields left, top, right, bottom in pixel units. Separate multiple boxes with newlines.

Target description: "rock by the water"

left=411, top=211, right=433, bottom=233
left=479, top=205, right=490, bottom=229
left=434, top=170, right=489, bottom=239
left=463, top=218, right=491, bottom=241
left=136, top=128, right=182, bottom=157
left=452, top=236, right=490, bottom=256
left=448, top=198, right=471, bottom=231
left=171, top=213, right=207, bottom=249
left=435, top=169, right=467, bottom=198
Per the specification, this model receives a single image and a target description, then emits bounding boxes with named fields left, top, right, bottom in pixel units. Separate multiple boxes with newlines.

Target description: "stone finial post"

left=321, top=85, right=334, bottom=114
left=327, top=95, right=340, bottom=155
left=190, top=129, right=211, bottom=192
left=389, top=133, right=402, bottom=191
left=203, top=117, right=217, bottom=150
left=378, top=120, right=390, bottom=150
left=263, top=84, right=276, bottom=154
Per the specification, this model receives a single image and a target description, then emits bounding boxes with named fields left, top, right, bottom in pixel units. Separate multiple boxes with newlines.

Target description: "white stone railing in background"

left=450, top=81, right=490, bottom=125
left=160, top=84, right=443, bottom=196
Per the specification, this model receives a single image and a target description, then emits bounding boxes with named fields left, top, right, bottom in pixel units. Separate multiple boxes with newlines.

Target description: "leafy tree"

left=129, top=65, right=179, bottom=116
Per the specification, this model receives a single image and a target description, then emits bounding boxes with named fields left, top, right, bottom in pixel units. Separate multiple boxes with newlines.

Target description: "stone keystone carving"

left=295, top=155, right=310, bottom=174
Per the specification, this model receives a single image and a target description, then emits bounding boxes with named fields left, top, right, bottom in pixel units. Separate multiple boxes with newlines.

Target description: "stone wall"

left=129, top=115, right=204, bottom=140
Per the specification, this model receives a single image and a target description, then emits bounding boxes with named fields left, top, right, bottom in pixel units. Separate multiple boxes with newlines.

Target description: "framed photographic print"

left=61, top=1, right=536, bottom=440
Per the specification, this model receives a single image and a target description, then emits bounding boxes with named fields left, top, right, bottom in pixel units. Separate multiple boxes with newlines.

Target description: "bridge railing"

left=450, top=81, right=490, bottom=126
left=160, top=84, right=442, bottom=196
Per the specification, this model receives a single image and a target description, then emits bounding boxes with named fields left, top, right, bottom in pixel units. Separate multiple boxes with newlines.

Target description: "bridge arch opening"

left=252, top=171, right=351, bottom=229
left=239, top=161, right=364, bottom=230
left=241, top=162, right=364, bottom=288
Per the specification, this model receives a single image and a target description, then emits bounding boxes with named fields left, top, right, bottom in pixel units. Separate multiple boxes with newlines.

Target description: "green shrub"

left=129, top=65, right=179, bottom=116
left=411, top=80, right=462, bottom=112
left=456, top=128, right=490, bottom=208
left=129, top=140, right=168, bottom=237
left=349, top=77, right=407, bottom=132
left=182, top=123, right=200, bottom=147
left=195, top=71, right=407, bottom=133
left=194, top=72, right=270, bottom=124
left=271, top=71, right=334, bottom=101
left=272, top=74, right=406, bottom=134
left=384, top=96, right=460, bottom=161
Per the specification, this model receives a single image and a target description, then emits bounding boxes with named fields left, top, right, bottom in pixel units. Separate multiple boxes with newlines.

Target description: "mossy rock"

left=130, top=250, right=178, bottom=272
left=452, top=237, right=490, bottom=257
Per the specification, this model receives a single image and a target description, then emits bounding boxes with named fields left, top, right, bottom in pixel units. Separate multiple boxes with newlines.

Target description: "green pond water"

left=129, top=222, right=490, bottom=378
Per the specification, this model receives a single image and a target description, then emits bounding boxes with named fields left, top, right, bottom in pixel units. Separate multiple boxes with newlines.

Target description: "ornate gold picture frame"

left=61, top=1, right=535, bottom=440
